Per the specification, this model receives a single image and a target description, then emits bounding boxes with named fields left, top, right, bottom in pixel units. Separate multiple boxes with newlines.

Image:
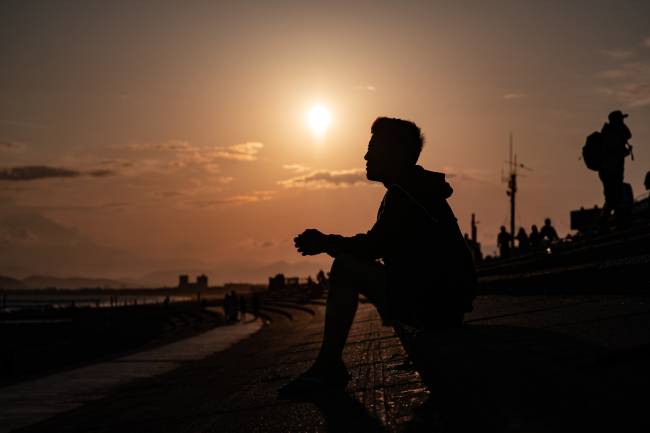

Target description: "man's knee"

left=330, top=254, right=361, bottom=288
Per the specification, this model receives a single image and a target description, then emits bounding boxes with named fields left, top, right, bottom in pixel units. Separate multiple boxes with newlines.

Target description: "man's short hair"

left=371, top=117, right=424, bottom=165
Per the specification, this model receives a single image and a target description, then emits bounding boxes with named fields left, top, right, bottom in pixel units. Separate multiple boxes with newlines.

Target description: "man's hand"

left=294, top=229, right=328, bottom=256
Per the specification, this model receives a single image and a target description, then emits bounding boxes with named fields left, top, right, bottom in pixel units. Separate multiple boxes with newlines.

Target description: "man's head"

left=608, top=110, right=628, bottom=123
left=364, top=117, right=424, bottom=182
left=544, top=218, right=552, bottom=226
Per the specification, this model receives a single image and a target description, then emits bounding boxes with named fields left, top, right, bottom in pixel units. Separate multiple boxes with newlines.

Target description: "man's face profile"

left=364, top=133, right=394, bottom=182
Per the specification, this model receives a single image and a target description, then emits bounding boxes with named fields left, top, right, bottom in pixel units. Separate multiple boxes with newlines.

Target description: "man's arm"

left=294, top=224, right=385, bottom=259
left=294, top=192, right=392, bottom=259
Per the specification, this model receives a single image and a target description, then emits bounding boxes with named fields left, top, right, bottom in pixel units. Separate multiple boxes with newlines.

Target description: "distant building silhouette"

left=268, top=273, right=285, bottom=291
left=178, top=274, right=208, bottom=290
left=197, top=274, right=208, bottom=289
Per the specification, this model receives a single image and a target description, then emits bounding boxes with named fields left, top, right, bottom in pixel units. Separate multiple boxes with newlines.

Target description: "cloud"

left=126, top=140, right=263, bottom=173
left=237, top=238, right=278, bottom=249
left=189, top=190, right=275, bottom=207
left=211, top=142, right=264, bottom=161
left=0, top=119, right=45, bottom=129
left=441, top=166, right=498, bottom=186
left=354, top=84, right=376, bottom=92
left=279, top=168, right=368, bottom=189
left=127, top=139, right=192, bottom=152
left=17, top=202, right=130, bottom=213
left=502, top=93, right=527, bottom=100
left=283, top=163, right=311, bottom=173
left=98, top=159, right=134, bottom=168
left=643, top=36, right=650, bottom=48
left=0, top=140, right=27, bottom=152
left=598, top=61, right=650, bottom=108
left=87, top=169, right=115, bottom=177
left=601, top=49, right=635, bottom=60
left=0, top=165, right=117, bottom=181
left=0, top=210, right=142, bottom=278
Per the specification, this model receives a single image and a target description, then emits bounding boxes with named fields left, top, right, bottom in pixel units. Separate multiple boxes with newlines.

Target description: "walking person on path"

left=280, top=117, right=476, bottom=395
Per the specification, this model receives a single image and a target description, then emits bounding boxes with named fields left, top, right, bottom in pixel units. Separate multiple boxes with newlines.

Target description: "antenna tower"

left=503, top=133, right=532, bottom=248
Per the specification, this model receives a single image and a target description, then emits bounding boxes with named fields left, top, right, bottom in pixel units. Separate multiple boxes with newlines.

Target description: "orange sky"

left=1, top=1, right=649, bottom=284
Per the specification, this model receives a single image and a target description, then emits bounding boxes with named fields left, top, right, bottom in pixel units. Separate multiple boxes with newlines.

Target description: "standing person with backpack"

left=599, top=110, right=633, bottom=221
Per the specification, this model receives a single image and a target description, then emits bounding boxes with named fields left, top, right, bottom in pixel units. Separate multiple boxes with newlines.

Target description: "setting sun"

left=307, top=105, right=331, bottom=137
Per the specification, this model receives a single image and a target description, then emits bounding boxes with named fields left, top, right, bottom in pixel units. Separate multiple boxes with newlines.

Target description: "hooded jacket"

left=325, top=165, right=476, bottom=328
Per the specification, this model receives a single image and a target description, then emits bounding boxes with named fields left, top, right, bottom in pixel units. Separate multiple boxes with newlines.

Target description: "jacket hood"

left=409, top=165, right=453, bottom=199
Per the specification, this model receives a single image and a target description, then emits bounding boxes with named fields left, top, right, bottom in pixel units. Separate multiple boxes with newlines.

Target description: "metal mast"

left=504, top=133, right=531, bottom=249
left=507, top=134, right=517, bottom=248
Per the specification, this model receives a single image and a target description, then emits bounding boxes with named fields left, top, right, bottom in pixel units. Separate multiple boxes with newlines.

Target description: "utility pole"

left=507, top=134, right=517, bottom=248
left=471, top=213, right=478, bottom=244
left=503, top=133, right=532, bottom=249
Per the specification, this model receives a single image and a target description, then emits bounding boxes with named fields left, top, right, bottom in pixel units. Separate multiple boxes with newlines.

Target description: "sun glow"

left=307, top=105, right=331, bottom=137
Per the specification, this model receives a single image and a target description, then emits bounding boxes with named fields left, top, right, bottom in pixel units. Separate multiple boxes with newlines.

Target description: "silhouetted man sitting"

left=280, top=117, right=476, bottom=396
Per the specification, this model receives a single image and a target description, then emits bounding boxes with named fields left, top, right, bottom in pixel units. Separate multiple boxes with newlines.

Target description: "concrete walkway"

left=5, top=294, right=650, bottom=433
left=0, top=319, right=262, bottom=433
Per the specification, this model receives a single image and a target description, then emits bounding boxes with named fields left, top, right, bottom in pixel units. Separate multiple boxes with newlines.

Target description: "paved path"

left=0, top=319, right=262, bottom=433
left=5, top=294, right=650, bottom=433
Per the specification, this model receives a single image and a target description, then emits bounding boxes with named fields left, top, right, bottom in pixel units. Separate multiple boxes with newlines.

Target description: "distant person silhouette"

left=643, top=171, right=650, bottom=217
left=529, top=225, right=541, bottom=250
left=229, top=290, right=239, bottom=321
left=223, top=292, right=231, bottom=320
left=316, top=269, right=328, bottom=290
left=516, top=227, right=529, bottom=256
left=251, top=292, right=260, bottom=317
left=239, top=296, right=247, bottom=321
left=539, top=218, right=559, bottom=243
left=497, top=226, right=511, bottom=259
left=464, top=233, right=482, bottom=263
left=280, top=117, right=476, bottom=395
left=599, top=110, right=633, bottom=221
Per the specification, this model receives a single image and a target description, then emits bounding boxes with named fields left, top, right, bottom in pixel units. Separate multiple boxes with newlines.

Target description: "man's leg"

left=310, top=254, right=386, bottom=373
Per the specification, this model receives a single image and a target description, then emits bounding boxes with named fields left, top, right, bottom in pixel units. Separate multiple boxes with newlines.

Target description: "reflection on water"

left=1, top=294, right=208, bottom=312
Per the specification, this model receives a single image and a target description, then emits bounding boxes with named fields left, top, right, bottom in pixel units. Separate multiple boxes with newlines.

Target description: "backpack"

left=582, top=131, right=603, bottom=171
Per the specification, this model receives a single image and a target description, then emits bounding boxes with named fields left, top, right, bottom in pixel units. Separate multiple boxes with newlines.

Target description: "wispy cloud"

left=601, top=49, right=635, bottom=60
left=211, top=142, right=264, bottom=161
left=598, top=61, right=650, bottom=108
left=0, top=166, right=117, bottom=181
left=0, top=119, right=45, bottom=129
left=17, top=202, right=130, bottom=213
left=190, top=190, right=275, bottom=207
left=354, top=84, right=376, bottom=92
left=279, top=167, right=368, bottom=189
left=126, top=140, right=264, bottom=173
left=442, top=166, right=498, bottom=186
left=502, top=93, right=527, bottom=100
left=282, top=163, right=311, bottom=173
left=0, top=140, right=27, bottom=152
left=128, top=139, right=192, bottom=152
